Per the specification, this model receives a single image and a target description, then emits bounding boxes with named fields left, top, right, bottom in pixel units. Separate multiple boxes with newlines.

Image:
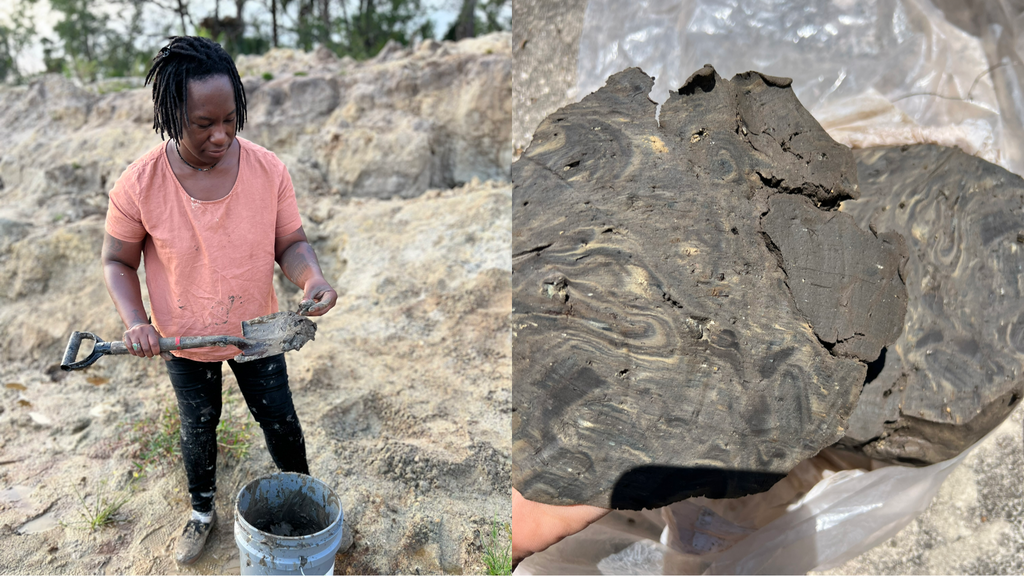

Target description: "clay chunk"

left=838, top=144, right=1024, bottom=465
left=512, top=66, right=908, bottom=509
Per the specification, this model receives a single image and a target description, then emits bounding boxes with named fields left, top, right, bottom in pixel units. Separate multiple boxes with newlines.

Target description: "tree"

left=453, top=0, right=474, bottom=40
left=0, top=28, right=18, bottom=83
left=444, top=0, right=507, bottom=41
left=100, top=0, right=149, bottom=77
left=47, top=0, right=151, bottom=80
left=342, top=0, right=429, bottom=58
left=49, top=0, right=106, bottom=80
left=0, top=0, right=36, bottom=83
left=51, top=0, right=103, bottom=63
left=477, top=0, right=508, bottom=34
left=269, top=0, right=278, bottom=46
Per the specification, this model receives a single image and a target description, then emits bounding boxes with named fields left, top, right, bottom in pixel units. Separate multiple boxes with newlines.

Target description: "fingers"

left=123, top=330, right=140, bottom=357
left=511, top=488, right=611, bottom=564
left=124, top=323, right=162, bottom=358
left=298, top=287, right=338, bottom=317
left=144, top=328, right=161, bottom=357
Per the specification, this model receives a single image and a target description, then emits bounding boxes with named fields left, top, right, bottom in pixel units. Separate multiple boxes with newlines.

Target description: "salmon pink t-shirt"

left=105, top=137, right=302, bottom=362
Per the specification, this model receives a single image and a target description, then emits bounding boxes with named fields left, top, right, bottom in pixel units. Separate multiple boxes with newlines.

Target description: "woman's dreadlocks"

left=145, top=36, right=247, bottom=143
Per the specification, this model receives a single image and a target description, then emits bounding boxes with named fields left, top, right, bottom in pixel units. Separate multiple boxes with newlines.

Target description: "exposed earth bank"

left=0, top=33, right=511, bottom=574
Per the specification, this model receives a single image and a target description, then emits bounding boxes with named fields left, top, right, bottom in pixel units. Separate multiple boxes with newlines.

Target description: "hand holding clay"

left=512, top=488, right=610, bottom=565
left=298, top=279, right=337, bottom=317
left=123, top=322, right=162, bottom=358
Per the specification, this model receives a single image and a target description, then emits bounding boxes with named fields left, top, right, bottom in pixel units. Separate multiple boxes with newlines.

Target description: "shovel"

left=60, top=311, right=317, bottom=371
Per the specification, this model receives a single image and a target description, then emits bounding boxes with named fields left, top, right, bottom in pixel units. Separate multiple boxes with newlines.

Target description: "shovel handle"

left=61, top=331, right=105, bottom=371
left=107, top=336, right=250, bottom=355
left=61, top=332, right=251, bottom=371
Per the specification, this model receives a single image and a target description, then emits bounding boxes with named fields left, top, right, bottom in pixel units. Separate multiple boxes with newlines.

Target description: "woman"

left=101, top=36, right=337, bottom=565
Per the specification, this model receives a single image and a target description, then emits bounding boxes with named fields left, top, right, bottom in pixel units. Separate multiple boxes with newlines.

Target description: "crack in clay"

left=756, top=171, right=784, bottom=189
left=524, top=154, right=579, bottom=187
left=757, top=210, right=849, bottom=360
left=513, top=243, right=553, bottom=259
left=660, top=288, right=686, bottom=309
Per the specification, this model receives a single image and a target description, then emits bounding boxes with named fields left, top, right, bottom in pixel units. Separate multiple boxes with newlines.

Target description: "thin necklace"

left=175, top=142, right=218, bottom=172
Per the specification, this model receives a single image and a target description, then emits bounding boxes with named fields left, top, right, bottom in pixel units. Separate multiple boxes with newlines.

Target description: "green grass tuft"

left=216, top=387, right=253, bottom=461
left=67, top=479, right=131, bottom=531
left=262, top=72, right=274, bottom=81
left=482, top=516, right=512, bottom=575
left=126, top=402, right=181, bottom=477
left=124, top=388, right=253, bottom=479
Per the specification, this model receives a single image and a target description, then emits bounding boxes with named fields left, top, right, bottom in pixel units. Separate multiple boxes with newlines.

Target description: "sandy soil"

left=0, top=180, right=511, bottom=575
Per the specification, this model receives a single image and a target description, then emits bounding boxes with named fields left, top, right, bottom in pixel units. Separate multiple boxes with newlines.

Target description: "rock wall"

left=0, top=32, right=510, bottom=366
left=0, top=33, right=511, bottom=574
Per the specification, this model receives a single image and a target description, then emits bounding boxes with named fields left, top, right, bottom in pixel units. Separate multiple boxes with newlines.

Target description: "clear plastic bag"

left=576, top=0, right=1024, bottom=175
left=514, top=444, right=973, bottom=575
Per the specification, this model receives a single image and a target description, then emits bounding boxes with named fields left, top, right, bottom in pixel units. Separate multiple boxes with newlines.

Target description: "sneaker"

left=174, top=509, right=216, bottom=565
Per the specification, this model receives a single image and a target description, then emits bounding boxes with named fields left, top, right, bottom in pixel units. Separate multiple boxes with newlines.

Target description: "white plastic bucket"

left=234, top=472, right=344, bottom=575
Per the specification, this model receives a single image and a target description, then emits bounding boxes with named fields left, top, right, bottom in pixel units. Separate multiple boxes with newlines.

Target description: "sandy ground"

left=513, top=0, right=1024, bottom=572
left=0, top=180, right=511, bottom=575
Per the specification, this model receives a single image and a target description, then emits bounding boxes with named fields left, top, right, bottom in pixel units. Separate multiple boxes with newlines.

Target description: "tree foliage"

left=2, top=0, right=509, bottom=84
left=45, top=0, right=153, bottom=81
left=0, top=0, right=37, bottom=83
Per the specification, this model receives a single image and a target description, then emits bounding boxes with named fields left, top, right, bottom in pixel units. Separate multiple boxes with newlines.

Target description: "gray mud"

left=243, top=487, right=330, bottom=537
left=241, top=311, right=318, bottom=358
left=512, top=66, right=905, bottom=509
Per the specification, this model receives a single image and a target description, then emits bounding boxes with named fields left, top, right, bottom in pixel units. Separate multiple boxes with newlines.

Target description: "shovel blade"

left=233, top=311, right=317, bottom=363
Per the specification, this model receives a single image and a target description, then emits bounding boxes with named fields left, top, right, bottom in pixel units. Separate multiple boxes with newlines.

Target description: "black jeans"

left=165, top=353, right=309, bottom=513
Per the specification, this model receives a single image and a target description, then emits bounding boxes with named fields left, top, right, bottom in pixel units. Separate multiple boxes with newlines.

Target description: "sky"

left=0, top=0, right=483, bottom=75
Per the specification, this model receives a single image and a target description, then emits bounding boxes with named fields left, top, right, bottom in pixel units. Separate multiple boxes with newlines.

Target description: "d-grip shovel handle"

left=61, top=331, right=249, bottom=371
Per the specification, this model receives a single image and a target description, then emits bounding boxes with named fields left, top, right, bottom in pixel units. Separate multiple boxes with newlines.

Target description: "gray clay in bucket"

left=235, top=472, right=344, bottom=575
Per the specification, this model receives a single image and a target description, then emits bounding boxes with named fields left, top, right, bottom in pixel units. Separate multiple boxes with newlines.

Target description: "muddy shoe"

left=174, top=509, right=216, bottom=565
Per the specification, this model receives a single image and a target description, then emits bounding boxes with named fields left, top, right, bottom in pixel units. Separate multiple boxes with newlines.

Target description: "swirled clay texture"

left=838, top=145, right=1024, bottom=465
left=512, top=66, right=908, bottom=509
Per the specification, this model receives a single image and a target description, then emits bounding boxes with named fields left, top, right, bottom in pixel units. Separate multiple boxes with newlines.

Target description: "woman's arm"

left=101, top=233, right=162, bottom=357
left=274, top=226, right=337, bottom=317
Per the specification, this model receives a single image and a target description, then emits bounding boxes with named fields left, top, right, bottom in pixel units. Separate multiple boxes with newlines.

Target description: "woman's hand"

left=298, top=279, right=337, bottom=316
left=123, top=322, right=162, bottom=357
left=512, top=488, right=611, bottom=565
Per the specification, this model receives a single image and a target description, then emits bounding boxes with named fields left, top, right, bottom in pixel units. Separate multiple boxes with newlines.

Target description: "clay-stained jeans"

left=164, top=353, right=309, bottom=513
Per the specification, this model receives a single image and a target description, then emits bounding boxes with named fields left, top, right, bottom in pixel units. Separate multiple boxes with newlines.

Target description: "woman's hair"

left=144, top=36, right=247, bottom=143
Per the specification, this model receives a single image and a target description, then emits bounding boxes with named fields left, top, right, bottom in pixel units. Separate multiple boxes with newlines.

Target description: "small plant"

left=482, top=516, right=512, bottom=575
left=126, top=402, right=181, bottom=477
left=124, top=389, right=253, bottom=478
left=68, top=479, right=131, bottom=530
left=262, top=72, right=274, bottom=81
left=293, top=71, right=308, bottom=77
